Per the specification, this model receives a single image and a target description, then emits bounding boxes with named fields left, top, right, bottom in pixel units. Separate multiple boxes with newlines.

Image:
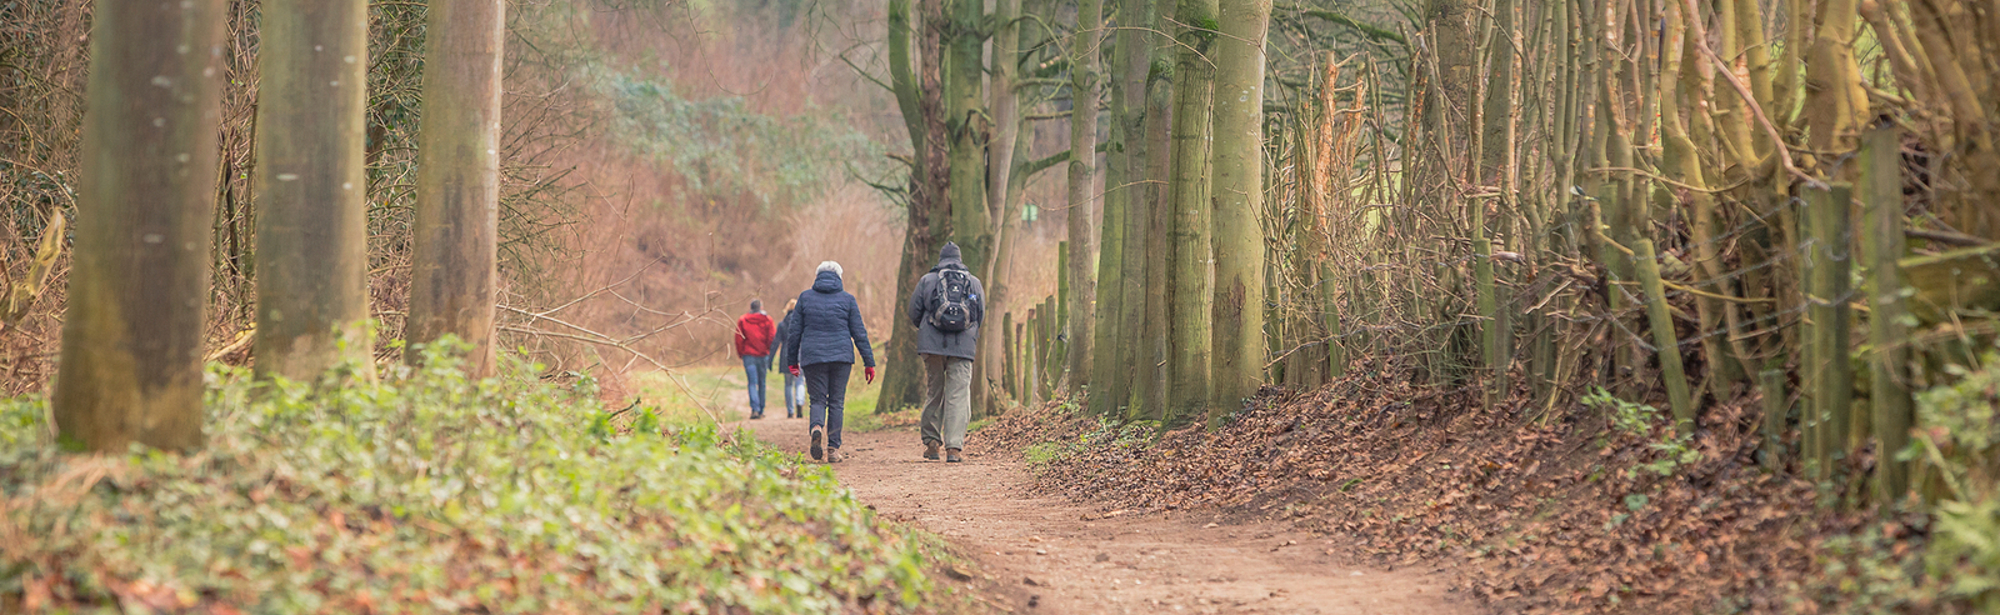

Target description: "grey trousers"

left=920, top=354, right=974, bottom=450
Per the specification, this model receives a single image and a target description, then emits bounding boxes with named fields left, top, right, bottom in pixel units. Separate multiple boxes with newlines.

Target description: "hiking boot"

left=810, top=426, right=825, bottom=461
left=923, top=440, right=941, bottom=461
left=945, top=448, right=963, bottom=463
left=750, top=411, right=764, bottom=420
left=827, top=448, right=844, bottom=463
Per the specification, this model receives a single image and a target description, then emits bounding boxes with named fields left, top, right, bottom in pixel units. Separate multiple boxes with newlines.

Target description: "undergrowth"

left=0, top=344, right=948, bottom=613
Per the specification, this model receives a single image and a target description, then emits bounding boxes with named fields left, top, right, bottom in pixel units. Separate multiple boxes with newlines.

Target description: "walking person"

left=734, top=300, right=777, bottom=419
left=770, top=299, right=807, bottom=418
left=783, top=261, right=876, bottom=462
left=908, top=242, right=984, bottom=463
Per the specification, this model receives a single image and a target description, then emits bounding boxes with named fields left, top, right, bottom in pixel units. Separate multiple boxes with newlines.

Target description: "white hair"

left=816, top=261, right=844, bottom=277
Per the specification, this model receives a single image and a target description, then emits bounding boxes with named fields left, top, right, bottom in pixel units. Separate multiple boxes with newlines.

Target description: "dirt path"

left=712, top=376, right=1473, bottom=614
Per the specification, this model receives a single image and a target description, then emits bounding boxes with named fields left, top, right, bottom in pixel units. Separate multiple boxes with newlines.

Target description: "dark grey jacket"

left=907, top=244, right=984, bottom=361
left=770, top=308, right=797, bottom=373
left=783, top=271, right=876, bottom=369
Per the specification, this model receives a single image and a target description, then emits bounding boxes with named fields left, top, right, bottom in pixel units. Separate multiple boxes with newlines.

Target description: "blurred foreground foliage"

left=0, top=342, right=937, bottom=613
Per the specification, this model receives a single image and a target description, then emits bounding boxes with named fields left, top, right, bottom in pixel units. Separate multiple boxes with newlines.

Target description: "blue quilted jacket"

left=782, top=270, right=876, bottom=369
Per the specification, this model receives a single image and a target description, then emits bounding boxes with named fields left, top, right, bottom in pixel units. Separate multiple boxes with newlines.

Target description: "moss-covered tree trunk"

left=1165, top=0, right=1217, bottom=425
left=1134, top=0, right=1176, bottom=420
left=945, top=0, right=991, bottom=275
left=53, top=0, right=229, bottom=452
left=406, top=0, right=504, bottom=376
left=1094, top=0, right=1158, bottom=417
left=878, top=0, right=951, bottom=412
left=1208, top=0, right=1270, bottom=421
left=1065, top=0, right=1102, bottom=394
left=253, top=0, right=372, bottom=382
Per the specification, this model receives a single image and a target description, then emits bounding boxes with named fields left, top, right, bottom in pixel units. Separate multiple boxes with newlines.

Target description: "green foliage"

left=1914, top=356, right=2000, bottom=501
left=1021, top=415, right=1156, bottom=467
left=1912, top=356, right=2000, bottom=609
left=0, top=346, right=940, bottom=612
left=603, top=73, right=887, bottom=214
left=1582, top=387, right=1700, bottom=478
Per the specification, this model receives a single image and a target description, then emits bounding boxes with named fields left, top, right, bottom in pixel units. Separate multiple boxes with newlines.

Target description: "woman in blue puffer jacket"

left=782, top=261, right=876, bottom=462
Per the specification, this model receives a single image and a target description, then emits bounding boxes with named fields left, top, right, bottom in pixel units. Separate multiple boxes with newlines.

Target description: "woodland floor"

left=711, top=371, right=1472, bottom=614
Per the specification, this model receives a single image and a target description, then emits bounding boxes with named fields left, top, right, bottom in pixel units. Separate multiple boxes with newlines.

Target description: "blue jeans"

left=782, top=372, right=805, bottom=416
left=742, top=355, right=770, bottom=415
left=804, top=362, right=852, bottom=450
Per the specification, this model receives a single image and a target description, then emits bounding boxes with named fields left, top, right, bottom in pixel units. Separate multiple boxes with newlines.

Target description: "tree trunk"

left=980, top=0, right=1024, bottom=412
left=1066, top=0, right=1102, bottom=395
left=1165, top=0, right=1218, bottom=425
left=54, top=0, right=229, bottom=452
left=946, top=0, right=991, bottom=274
left=1135, top=0, right=1176, bottom=420
left=1107, top=0, right=1155, bottom=416
left=1208, top=0, right=1270, bottom=422
left=254, top=0, right=372, bottom=382
left=406, top=0, right=504, bottom=376
left=879, top=0, right=953, bottom=412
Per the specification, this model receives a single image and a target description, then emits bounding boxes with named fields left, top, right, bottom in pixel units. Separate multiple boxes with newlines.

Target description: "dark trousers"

left=803, top=362, right=852, bottom=450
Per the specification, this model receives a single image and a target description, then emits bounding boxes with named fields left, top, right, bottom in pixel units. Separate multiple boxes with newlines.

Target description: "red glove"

left=788, top=365, right=801, bottom=376
left=864, top=367, right=877, bottom=384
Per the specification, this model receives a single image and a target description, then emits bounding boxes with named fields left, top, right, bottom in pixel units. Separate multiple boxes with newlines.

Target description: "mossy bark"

left=1165, top=0, right=1218, bottom=425
left=1208, top=0, right=1270, bottom=423
left=54, top=0, right=229, bottom=452
left=253, top=0, right=372, bottom=383
left=406, top=0, right=504, bottom=376
left=1065, top=0, right=1102, bottom=396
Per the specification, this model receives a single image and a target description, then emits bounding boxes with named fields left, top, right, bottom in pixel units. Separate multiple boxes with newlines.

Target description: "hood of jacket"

left=930, top=241, right=966, bottom=273
left=812, top=269, right=844, bottom=293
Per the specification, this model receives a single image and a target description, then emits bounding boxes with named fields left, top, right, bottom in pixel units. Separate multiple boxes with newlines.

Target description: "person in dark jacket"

left=783, top=261, right=876, bottom=462
left=733, top=300, right=776, bottom=419
left=770, top=299, right=806, bottom=418
left=907, top=242, right=984, bottom=463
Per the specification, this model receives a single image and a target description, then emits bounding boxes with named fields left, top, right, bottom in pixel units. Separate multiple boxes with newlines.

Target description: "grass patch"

left=0, top=346, right=951, bottom=613
left=628, top=365, right=741, bottom=424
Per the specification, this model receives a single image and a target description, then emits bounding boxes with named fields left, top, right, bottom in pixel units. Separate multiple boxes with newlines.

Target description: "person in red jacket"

left=734, top=300, right=777, bottom=419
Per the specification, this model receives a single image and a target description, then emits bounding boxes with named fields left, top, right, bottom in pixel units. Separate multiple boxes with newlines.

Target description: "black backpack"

left=928, top=269, right=978, bottom=332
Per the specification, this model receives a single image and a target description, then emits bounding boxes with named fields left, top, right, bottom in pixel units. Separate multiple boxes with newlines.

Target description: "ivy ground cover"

left=1, top=352, right=945, bottom=614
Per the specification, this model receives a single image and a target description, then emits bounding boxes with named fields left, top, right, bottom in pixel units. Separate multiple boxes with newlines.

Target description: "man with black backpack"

left=907, top=242, right=985, bottom=463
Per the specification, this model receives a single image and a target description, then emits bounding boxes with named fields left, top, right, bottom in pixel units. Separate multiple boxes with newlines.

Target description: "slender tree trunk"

left=981, top=0, right=1024, bottom=410
left=1165, top=0, right=1218, bottom=424
left=1134, top=0, right=1176, bottom=420
left=54, top=0, right=228, bottom=452
left=406, top=0, right=504, bottom=376
left=254, top=0, right=372, bottom=382
left=1208, top=0, right=1270, bottom=420
left=1089, top=0, right=1138, bottom=416
left=1066, top=0, right=1103, bottom=394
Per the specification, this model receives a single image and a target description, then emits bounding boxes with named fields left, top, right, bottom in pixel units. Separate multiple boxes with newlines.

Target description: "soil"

left=714, top=376, right=1474, bottom=614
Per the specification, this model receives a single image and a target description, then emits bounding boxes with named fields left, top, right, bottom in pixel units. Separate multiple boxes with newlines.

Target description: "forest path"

left=711, top=372, right=1472, bottom=614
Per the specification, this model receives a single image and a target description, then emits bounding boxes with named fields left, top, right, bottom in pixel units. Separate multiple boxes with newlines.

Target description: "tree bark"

left=406, top=0, right=504, bottom=376
left=1165, top=0, right=1217, bottom=425
left=1208, top=0, right=1270, bottom=421
left=54, top=0, right=229, bottom=452
left=1066, top=0, right=1103, bottom=394
left=1134, top=0, right=1176, bottom=420
left=879, top=0, right=953, bottom=412
left=254, top=0, right=372, bottom=382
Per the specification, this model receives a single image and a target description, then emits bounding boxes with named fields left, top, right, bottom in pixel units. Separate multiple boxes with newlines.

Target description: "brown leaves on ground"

left=973, top=372, right=1891, bottom=614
